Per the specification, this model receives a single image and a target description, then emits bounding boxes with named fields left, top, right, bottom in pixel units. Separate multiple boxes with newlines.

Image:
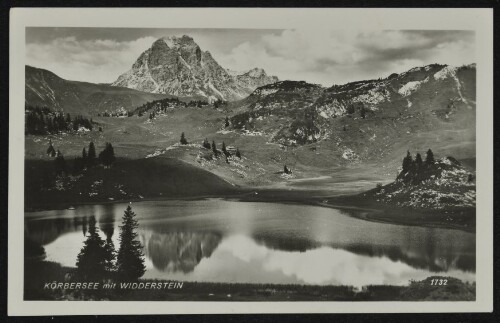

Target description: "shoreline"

left=25, top=187, right=475, bottom=233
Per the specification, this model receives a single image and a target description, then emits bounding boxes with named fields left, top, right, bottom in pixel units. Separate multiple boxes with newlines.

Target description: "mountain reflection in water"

left=24, top=200, right=475, bottom=286
left=143, top=231, right=222, bottom=273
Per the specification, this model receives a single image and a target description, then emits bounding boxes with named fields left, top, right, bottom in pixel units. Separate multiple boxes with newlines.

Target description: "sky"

left=26, top=28, right=475, bottom=86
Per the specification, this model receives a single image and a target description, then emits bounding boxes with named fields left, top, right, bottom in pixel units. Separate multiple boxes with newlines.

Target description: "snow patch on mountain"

left=352, top=88, right=389, bottom=105
left=163, top=36, right=179, bottom=49
left=317, top=101, right=347, bottom=118
left=398, top=80, right=423, bottom=96
left=433, top=66, right=469, bottom=104
left=433, top=66, right=458, bottom=80
left=254, top=88, right=279, bottom=96
left=342, top=148, right=360, bottom=162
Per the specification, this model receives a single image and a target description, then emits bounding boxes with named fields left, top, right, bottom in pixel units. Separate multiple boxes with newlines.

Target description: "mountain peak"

left=112, top=36, right=278, bottom=101
left=245, top=68, right=267, bottom=78
left=161, top=35, right=196, bottom=48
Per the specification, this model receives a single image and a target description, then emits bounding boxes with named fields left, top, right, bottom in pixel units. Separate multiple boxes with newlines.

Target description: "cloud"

left=26, top=36, right=157, bottom=83
left=215, top=30, right=475, bottom=86
left=26, top=30, right=475, bottom=86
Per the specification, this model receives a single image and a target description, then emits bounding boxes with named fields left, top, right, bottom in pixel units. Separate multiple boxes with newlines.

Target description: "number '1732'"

left=430, top=279, right=447, bottom=286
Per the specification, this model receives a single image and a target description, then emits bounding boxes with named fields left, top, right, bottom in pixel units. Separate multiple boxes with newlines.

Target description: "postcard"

left=8, top=7, right=493, bottom=315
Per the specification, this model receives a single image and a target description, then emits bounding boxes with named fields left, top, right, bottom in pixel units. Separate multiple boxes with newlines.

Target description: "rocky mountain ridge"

left=226, top=63, right=475, bottom=168
left=112, top=35, right=278, bottom=101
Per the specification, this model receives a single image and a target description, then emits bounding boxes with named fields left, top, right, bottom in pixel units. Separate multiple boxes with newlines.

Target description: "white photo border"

left=8, top=7, right=494, bottom=315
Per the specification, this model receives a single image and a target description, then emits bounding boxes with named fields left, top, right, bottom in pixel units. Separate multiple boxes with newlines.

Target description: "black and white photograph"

left=7, top=7, right=494, bottom=315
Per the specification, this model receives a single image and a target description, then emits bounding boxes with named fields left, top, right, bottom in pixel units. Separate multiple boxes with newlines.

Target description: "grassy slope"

left=25, top=65, right=194, bottom=115
left=25, top=98, right=475, bottom=196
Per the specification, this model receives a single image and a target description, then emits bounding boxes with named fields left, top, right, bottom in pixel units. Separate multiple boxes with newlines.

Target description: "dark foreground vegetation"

left=24, top=261, right=475, bottom=301
left=25, top=156, right=239, bottom=210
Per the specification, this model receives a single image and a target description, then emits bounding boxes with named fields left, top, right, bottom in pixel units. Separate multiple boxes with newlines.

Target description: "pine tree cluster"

left=48, top=141, right=116, bottom=176
left=213, top=99, right=228, bottom=110
left=398, top=149, right=436, bottom=184
left=131, top=98, right=208, bottom=117
left=72, top=141, right=97, bottom=174
left=76, top=216, right=115, bottom=280
left=201, top=138, right=242, bottom=160
left=98, top=143, right=116, bottom=167
left=76, top=205, right=145, bottom=282
left=25, top=105, right=94, bottom=135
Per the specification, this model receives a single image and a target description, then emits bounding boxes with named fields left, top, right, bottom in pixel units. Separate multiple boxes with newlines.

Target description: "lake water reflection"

left=25, top=199, right=476, bottom=287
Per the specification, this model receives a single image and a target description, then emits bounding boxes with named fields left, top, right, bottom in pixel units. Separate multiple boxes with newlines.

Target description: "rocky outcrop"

left=369, top=153, right=476, bottom=210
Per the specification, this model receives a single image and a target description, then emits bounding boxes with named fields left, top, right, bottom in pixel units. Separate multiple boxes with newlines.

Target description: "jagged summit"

left=112, top=35, right=278, bottom=101
left=161, top=35, right=196, bottom=46
left=245, top=68, right=267, bottom=78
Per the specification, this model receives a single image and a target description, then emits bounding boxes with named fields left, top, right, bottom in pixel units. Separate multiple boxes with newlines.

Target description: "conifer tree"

left=284, top=165, right=291, bottom=174
left=88, top=142, right=97, bottom=161
left=235, top=148, right=242, bottom=159
left=202, top=138, right=211, bottom=149
left=222, top=141, right=230, bottom=157
left=180, top=132, right=188, bottom=145
left=72, top=157, right=80, bottom=175
left=402, top=150, right=413, bottom=173
left=108, top=143, right=115, bottom=164
left=225, top=116, right=230, bottom=128
left=425, top=148, right=435, bottom=166
left=360, top=106, right=366, bottom=119
left=468, top=173, right=474, bottom=183
left=116, top=205, right=146, bottom=281
left=76, top=216, right=115, bottom=280
left=82, top=147, right=87, bottom=160
left=72, top=157, right=85, bottom=175
left=46, top=140, right=55, bottom=157
left=54, top=150, right=66, bottom=175
left=82, top=216, right=88, bottom=237
left=415, top=153, right=423, bottom=170
left=211, top=140, right=218, bottom=156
